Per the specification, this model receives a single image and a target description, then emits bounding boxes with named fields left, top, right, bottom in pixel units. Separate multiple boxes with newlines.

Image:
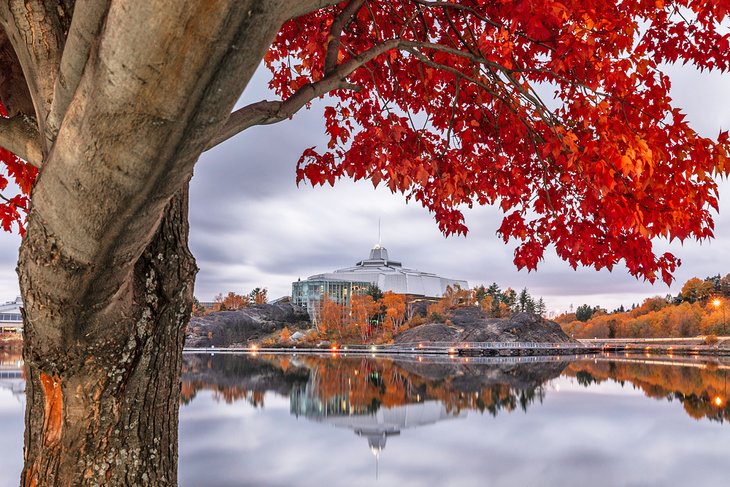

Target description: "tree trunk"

left=0, top=2, right=339, bottom=484
left=19, top=187, right=197, bottom=486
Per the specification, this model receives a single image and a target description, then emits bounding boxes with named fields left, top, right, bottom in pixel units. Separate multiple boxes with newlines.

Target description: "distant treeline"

left=558, top=274, right=730, bottom=338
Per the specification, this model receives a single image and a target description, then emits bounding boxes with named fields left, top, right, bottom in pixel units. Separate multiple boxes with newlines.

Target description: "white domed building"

left=291, top=243, right=468, bottom=320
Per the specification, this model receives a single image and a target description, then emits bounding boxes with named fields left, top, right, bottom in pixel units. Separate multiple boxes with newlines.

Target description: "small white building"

left=0, top=297, right=23, bottom=333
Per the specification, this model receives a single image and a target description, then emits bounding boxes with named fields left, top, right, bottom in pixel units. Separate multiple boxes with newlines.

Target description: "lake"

left=1, top=351, right=728, bottom=486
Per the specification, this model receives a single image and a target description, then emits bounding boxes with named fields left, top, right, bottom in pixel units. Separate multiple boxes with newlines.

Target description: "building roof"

left=303, top=244, right=468, bottom=298
left=308, top=401, right=466, bottom=454
left=0, top=297, right=22, bottom=314
left=0, top=297, right=23, bottom=328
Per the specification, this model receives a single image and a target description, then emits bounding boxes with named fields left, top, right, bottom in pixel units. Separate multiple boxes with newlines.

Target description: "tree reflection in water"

left=3, top=351, right=728, bottom=486
left=181, top=353, right=730, bottom=425
left=565, top=358, right=729, bottom=423
left=181, top=354, right=565, bottom=416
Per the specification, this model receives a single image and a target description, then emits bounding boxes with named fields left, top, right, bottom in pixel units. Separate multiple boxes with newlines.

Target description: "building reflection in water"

left=181, top=352, right=574, bottom=478
left=180, top=352, right=730, bottom=428
left=291, top=377, right=466, bottom=475
left=0, top=353, right=24, bottom=405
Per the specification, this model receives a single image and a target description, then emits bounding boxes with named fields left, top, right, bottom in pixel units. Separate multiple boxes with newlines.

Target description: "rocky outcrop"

left=397, top=359, right=570, bottom=389
left=395, top=308, right=574, bottom=344
left=185, top=305, right=571, bottom=348
left=181, top=353, right=310, bottom=398
left=185, top=303, right=310, bottom=348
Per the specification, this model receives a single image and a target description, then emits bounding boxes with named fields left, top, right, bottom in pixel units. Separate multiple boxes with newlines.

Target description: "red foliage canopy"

left=266, top=0, right=730, bottom=284
left=1, top=1, right=729, bottom=285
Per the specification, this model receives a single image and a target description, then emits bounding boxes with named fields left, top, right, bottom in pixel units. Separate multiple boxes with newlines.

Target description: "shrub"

left=430, top=312, right=444, bottom=323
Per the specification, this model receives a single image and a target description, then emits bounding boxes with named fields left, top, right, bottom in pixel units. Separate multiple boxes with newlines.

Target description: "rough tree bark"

left=0, top=0, right=341, bottom=484
left=20, top=186, right=196, bottom=486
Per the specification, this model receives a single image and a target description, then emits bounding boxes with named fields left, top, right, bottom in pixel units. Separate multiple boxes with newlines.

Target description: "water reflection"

left=0, top=351, right=24, bottom=404
left=180, top=353, right=729, bottom=424
left=177, top=353, right=730, bottom=486
left=0, top=352, right=24, bottom=487
left=565, top=358, right=729, bottom=423
left=1, top=352, right=729, bottom=486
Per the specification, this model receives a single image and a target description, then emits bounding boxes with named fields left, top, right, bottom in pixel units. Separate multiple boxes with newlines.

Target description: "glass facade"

left=292, top=279, right=371, bottom=323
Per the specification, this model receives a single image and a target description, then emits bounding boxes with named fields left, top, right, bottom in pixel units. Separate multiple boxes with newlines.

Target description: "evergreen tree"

left=720, top=274, right=730, bottom=297
left=517, top=287, right=535, bottom=313
left=486, top=282, right=502, bottom=315
left=576, top=304, right=594, bottom=322
left=536, top=298, right=547, bottom=317
left=486, top=283, right=501, bottom=299
left=473, top=285, right=488, bottom=304
left=366, top=284, right=384, bottom=302
left=502, top=288, right=517, bottom=311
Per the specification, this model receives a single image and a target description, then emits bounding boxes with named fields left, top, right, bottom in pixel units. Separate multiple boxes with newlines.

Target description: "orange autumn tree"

left=680, top=278, right=714, bottom=303
left=249, top=287, right=268, bottom=305
left=280, top=327, right=291, bottom=343
left=318, top=295, right=346, bottom=338
left=0, top=1, right=729, bottom=484
left=215, top=291, right=251, bottom=311
left=350, top=293, right=376, bottom=340
left=382, top=291, right=407, bottom=333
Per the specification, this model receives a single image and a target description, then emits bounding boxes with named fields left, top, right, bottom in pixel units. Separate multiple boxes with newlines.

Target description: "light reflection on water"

left=1, top=352, right=729, bottom=486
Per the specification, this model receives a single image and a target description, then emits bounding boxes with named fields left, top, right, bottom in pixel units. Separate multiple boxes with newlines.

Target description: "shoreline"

left=183, top=338, right=730, bottom=358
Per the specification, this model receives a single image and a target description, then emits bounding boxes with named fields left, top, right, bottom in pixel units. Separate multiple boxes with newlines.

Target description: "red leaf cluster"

left=0, top=101, right=37, bottom=235
left=267, top=0, right=730, bottom=284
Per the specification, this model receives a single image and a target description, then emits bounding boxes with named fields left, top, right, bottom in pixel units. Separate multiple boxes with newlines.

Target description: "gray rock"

left=186, top=303, right=310, bottom=348
left=395, top=308, right=573, bottom=344
left=290, top=331, right=306, bottom=342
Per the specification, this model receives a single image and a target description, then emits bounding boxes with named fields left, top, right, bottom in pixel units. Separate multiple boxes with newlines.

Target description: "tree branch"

left=285, top=0, right=345, bottom=21
left=0, top=115, right=42, bottom=167
left=207, top=38, right=400, bottom=150
left=206, top=20, right=554, bottom=150
left=324, top=0, right=366, bottom=75
left=0, top=1, right=67, bottom=148
left=0, top=28, right=34, bottom=118
left=47, top=0, right=111, bottom=145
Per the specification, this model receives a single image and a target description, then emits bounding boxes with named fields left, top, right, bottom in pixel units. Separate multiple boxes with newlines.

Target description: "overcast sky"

left=1, top=62, right=729, bottom=316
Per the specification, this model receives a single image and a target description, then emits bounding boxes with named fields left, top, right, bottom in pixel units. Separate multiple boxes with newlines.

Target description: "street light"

left=712, top=298, right=727, bottom=336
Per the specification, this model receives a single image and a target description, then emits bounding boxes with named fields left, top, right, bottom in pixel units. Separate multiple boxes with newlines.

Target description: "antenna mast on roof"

left=378, top=218, right=381, bottom=247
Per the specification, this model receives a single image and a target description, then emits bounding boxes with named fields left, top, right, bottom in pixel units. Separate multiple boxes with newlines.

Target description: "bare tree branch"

left=207, top=38, right=400, bottom=150
left=0, top=115, right=42, bottom=167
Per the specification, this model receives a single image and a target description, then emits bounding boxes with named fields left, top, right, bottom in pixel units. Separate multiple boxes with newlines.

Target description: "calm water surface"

left=1, top=351, right=728, bottom=486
